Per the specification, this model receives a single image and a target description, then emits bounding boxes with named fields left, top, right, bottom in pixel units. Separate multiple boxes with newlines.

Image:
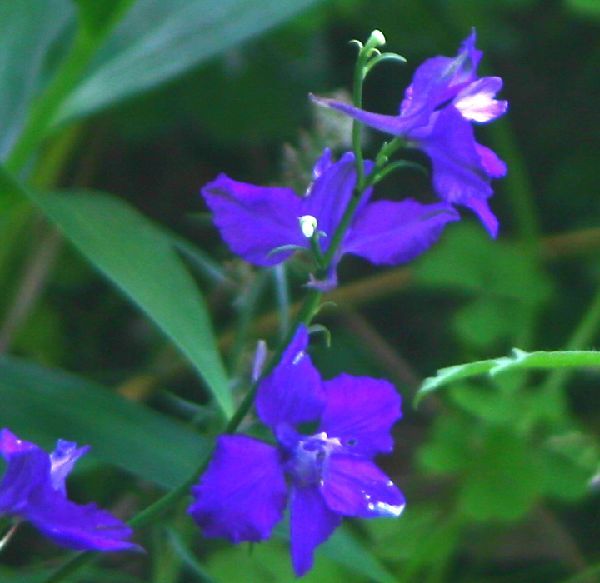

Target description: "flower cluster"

left=189, top=326, right=404, bottom=576
left=0, top=429, right=139, bottom=552
left=189, top=28, right=507, bottom=576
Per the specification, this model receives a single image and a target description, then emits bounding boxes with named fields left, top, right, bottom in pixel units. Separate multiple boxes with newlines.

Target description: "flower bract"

left=189, top=326, right=405, bottom=576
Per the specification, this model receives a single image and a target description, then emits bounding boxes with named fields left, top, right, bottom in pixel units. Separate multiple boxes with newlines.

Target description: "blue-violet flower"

left=311, top=29, right=508, bottom=237
left=0, top=429, right=139, bottom=552
left=202, top=148, right=458, bottom=289
left=189, top=326, right=405, bottom=576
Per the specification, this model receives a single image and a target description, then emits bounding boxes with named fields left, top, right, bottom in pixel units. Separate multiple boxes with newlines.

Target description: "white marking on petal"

left=298, top=215, right=318, bottom=238
left=370, top=501, right=405, bottom=518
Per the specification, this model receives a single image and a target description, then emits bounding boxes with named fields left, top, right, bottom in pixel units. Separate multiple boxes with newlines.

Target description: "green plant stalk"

left=542, top=286, right=600, bottom=396
left=6, top=1, right=137, bottom=174
left=6, top=32, right=96, bottom=173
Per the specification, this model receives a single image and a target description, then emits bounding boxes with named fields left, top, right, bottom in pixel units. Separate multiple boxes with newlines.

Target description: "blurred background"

left=0, top=0, right=599, bottom=581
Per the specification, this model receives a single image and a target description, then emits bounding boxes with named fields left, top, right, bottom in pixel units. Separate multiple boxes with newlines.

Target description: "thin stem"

left=0, top=521, right=21, bottom=552
left=351, top=49, right=365, bottom=188
left=542, top=286, right=600, bottom=396
left=0, top=226, right=62, bottom=354
left=6, top=32, right=96, bottom=173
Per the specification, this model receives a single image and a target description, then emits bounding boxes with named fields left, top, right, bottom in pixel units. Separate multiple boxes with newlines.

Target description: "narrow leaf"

left=0, top=164, right=232, bottom=415
left=55, top=0, right=322, bottom=125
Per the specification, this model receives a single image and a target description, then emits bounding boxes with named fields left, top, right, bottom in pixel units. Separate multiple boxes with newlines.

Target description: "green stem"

left=6, top=32, right=97, bottom=174
left=542, top=286, right=600, bottom=396
left=351, top=53, right=365, bottom=188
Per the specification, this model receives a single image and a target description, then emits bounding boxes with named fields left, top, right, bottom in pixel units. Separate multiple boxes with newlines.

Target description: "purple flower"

left=202, top=148, right=458, bottom=289
left=311, top=30, right=508, bottom=237
left=189, top=326, right=405, bottom=576
left=0, top=429, right=140, bottom=552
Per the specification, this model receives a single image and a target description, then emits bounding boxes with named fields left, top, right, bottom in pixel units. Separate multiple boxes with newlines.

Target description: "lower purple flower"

left=0, top=429, right=140, bottom=552
left=189, top=326, right=405, bottom=576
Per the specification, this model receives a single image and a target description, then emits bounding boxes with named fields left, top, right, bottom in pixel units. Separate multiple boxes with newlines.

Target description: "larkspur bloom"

left=311, top=29, right=508, bottom=237
left=202, top=148, right=459, bottom=289
left=0, top=429, right=139, bottom=551
left=189, top=326, right=405, bottom=576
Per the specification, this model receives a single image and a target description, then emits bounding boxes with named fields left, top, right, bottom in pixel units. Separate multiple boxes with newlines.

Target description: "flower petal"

left=414, top=107, right=501, bottom=236
left=49, top=440, right=90, bottom=494
left=256, top=325, right=324, bottom=431
left=26, top=489, right=140, bottom=551
left=319, top=374, right=402, bottom=456
left=322, top=455, right=405, bottom=519
left=189, top=435, right=287, bottom=543
left=345, top=199, right=459, bottom=265
left=310, top=94, right=416, bottom=136
left=290, top=485, right=341, bottom=577
left=302, top=151, right=358, bottom=246
left=401, top=29, right=482, bottom=117
left=202, top=174, right=306, bottom=266
left=0, top=447, right=48, bottom=514
left=454, top=77, right=508, bottom=123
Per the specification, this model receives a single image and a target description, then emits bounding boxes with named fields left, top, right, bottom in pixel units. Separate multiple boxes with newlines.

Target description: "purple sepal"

left=189, top=435, right=287, bottom=543
left=319, top=374, right=401, bottom=456
left=321, top=455, right=405, bottom=519
left=202, top=174, right=305, bottom=266
left=345, top=199, right=460, bottom=265
left=0, top=429, right=140, bottom=552
left=256, top=325, right=324, bottom=431
left=290, top=485, right=341, bottom=577
left=416, top=107, right=503, bottom=236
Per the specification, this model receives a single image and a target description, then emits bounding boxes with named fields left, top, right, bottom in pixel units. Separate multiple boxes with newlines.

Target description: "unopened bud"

left=369, top=30, right=386, bottom=48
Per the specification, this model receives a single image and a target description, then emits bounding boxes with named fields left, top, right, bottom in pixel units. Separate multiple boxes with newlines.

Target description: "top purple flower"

left=311, top=30, right=508, bottom=237
left=0, top=429, right=140, bottom=552
left=189, top=326, right=405, bottom=576
left=202, top=148, right=458, bottom=289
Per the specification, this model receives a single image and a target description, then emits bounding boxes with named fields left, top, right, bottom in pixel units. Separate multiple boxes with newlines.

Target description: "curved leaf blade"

left=55, top=0, right=322, bottom=125
left=417, top=349, right=600, bottom=404
left=32, top=189, right=232, bottom=415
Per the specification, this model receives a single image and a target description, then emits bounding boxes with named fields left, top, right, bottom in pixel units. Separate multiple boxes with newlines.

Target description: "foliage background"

left=0, top=0, right=598, bottom=581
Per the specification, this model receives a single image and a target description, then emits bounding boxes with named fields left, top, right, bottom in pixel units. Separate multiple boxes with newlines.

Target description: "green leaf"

left=0, top=0, right=74, bottom=158
left=0, top=165, right=231, bottom=414
left=565, top=0, right=600, bottom=20
left=54, top=0, right=323, bottom=125
left=0, top=355, right=208, bottom=489
left=417, top=349, right=600, bottom=404
left=35, top=190, right=232, bottom=415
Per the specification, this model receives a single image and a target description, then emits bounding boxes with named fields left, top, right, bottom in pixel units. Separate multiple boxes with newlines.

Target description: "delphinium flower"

left=311, top=29, right=508, bottom=237
left=189, top=326, right=405, bottom=576
left=202, top=147, right=459, bottom=289
left=0, top=429, right=140, bottom=551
